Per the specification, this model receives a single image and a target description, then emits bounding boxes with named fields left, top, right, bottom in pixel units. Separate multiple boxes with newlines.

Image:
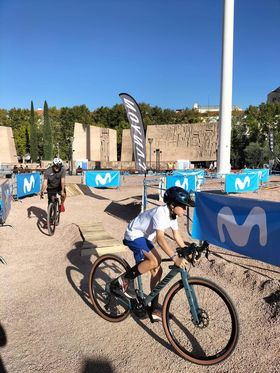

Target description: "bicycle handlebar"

left=177, top=241, right=209, bottom=266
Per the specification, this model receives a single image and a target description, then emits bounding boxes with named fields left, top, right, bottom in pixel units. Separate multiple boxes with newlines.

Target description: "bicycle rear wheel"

left=47, top=202, right=56, bottom=236
left=162, top=277, right=239, bottom=365
left=89, top=254, right=131, bottom=322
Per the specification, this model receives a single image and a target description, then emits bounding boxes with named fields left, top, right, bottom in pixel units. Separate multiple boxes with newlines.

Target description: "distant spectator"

left=19, top=165, right=24, bottom=173
left=167, top=162, right=173, bottom=170
left=12, top=165, right=18, bottom=174
left=76, top=166, right=83, bottom=175
left=25, top=165, right=30, bottom=173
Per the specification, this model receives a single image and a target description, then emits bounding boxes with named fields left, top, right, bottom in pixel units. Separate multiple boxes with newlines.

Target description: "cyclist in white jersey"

left=117, top=186, right=193, bottom=321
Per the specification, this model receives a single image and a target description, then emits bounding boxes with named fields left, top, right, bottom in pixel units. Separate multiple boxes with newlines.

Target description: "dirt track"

left=0, top=175, right=279, bottom=373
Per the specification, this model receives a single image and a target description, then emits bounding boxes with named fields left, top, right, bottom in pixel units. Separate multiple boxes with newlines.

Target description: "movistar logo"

left=217, top=206, right=267, bottom=247
left=95, top=173, right=112, bottom=186
left=175, top=177, right=188, bottom=190
left=23, top=175, right=35, bottom=193
left=235, top=176, right=251, bottom=190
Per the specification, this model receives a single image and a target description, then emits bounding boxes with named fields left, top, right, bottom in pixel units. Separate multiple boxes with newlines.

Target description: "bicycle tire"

left=47, top=202, right=56, bottom=236
left=89, top=254, right=131, bottom=322
left=162, top=277, right=239, bottom=365
left=55, top=202, right=60, bottom=226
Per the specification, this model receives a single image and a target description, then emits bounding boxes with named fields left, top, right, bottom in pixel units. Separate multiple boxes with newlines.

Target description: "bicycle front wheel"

left=162, top=277, right=239, bottom=365
left=47, top=202, right=56, bottom=236
left=55, top=203, right=60, bottom=226
left=89, top=254, right=131, bottom=322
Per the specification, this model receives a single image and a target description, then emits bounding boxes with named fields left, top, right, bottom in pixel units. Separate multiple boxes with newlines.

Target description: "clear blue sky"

left=0, top=0, right=279, bottom=111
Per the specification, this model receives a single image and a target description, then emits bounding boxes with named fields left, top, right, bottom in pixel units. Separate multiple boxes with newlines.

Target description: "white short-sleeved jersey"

left=124, top=205, right=178, bottom=242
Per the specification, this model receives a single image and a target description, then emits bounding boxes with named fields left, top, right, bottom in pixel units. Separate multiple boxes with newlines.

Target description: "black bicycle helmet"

left=163, top=186, right=194, bottom=207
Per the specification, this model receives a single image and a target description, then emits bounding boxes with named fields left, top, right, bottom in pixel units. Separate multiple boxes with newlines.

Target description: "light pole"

left=148, top=138, right=153, bottom=170
left=67, top=136, right=74, bottom=175
left=217, top=0, right=235, bottom=175
left=70, top=136, right=74, bottom=175
left=154, top=148, right=162, bottom=172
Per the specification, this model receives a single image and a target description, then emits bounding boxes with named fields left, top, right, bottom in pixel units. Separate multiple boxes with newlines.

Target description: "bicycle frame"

left=117, top=262, right=201, bottom=325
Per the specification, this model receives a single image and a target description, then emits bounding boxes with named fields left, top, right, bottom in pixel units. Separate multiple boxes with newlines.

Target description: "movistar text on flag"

left=119, top=93, right=147, bottom=172
left=192, top=192, right=280, bottom=266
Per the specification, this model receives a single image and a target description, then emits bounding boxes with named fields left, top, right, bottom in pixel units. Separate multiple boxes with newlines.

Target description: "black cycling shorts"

left=47, top=187, right=66, bottom=204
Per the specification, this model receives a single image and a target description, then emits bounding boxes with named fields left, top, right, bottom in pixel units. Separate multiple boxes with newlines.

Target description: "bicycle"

left=46, top=195, right=60, bottom=236
left=88, top=241, right=239, bottom=365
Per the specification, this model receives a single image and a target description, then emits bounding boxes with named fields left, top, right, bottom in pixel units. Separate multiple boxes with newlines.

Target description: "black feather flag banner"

left=119, top=93, right=147, bottom=172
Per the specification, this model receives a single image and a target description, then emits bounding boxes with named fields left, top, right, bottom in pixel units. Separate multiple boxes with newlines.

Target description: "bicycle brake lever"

left=195, top=251, right=201, bottom=260
left=191, top=251, right=196, bottom=266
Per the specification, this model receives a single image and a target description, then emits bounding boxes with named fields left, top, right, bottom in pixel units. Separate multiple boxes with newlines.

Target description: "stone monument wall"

left=0, top=126, right=18, bottom=164
left=73, top=122, right=88, bottom=161
left=121, top=123, right=218, bottom=162
left=108, top=129, right=117, bottom=162
left=73, top=123, right=117, bottom=162
left=121, top=129, right=133, bottom=161
left=89, top=126, right=101, bottom=161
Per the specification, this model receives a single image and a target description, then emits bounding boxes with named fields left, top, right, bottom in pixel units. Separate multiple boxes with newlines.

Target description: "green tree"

left=43, top=101, right=53, bottom=160
left=59, top=105, right=93, bottom=160
left=244, top=142, right=264, bottom=167
left=8, top=108, right=30, bottom=157
left=0, top=109, right=10, bottom=127
left=48, top=107, right=61, bottom=157
left=29, top=101, right=38, bottom=162
left=231, top=113, right=249, bottom=168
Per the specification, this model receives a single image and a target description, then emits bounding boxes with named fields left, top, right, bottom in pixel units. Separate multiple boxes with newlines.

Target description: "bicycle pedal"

left=147, top=307, right=157, bottom=323
left=131, top=299, right=147, bottom=318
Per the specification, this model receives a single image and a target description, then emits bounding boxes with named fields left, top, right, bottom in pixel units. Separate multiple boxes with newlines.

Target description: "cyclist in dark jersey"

left=40, top=157, right=66, bottom=212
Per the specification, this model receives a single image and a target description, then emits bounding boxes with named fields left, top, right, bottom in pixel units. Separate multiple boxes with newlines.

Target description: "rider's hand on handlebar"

left=173, top=256, right=188, bottom=269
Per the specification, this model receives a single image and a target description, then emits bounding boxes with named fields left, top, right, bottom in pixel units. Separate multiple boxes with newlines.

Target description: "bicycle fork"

left=180, top=269, right=201, bottom=325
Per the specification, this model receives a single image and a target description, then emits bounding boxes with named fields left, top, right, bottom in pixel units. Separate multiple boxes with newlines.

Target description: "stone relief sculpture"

left=122, top=123, right=218, bottom=162
left=100, top=129, right=109, bottom=162
left=73, top=123, right=117, bottom=162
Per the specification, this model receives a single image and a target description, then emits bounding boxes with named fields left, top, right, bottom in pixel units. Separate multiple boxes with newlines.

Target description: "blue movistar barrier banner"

left=76, top=159, right=88, bottom=170
left=166, top=174, right=197, bottom=192
left=16, top=172, right=41, bottom=198
left=243, top=168, right=270, bottom=183
left=85, top=170, right=120, bottom=188
left=225, top=173, right=259, bottom=193
left=0, top=181, right=12, bottom=224
left=173, top=169, right=205, bottom=185
left=192, top=192, right=280, bottom=266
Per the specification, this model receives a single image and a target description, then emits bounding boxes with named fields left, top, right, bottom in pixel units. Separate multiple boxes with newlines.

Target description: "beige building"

left=267, top=87, right=280, bottom=104
left=0, top=126, right=18, bottom=164
left=72, top=123, right=117, bottom=162
left=192, top=103, right=242, bottom=113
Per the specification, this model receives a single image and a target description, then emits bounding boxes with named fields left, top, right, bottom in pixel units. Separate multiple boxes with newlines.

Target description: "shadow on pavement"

left=81, top=358, right=114, bottom=373
left=77, top=184, right=110, bottom=200
left=131, top=314, right=178, bottom=356
left=104, top=201, right=141, bottom=222
left=0, top=323, right=7, bottom=373
left=27, top=206, right=49, bottom=235
left=66, top=243, right=96, bottom=312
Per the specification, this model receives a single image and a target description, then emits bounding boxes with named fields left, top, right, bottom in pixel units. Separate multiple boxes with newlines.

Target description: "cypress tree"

left=43, top=100, right=53, bottom=160
left=30, top=101, right=38, bottom=162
